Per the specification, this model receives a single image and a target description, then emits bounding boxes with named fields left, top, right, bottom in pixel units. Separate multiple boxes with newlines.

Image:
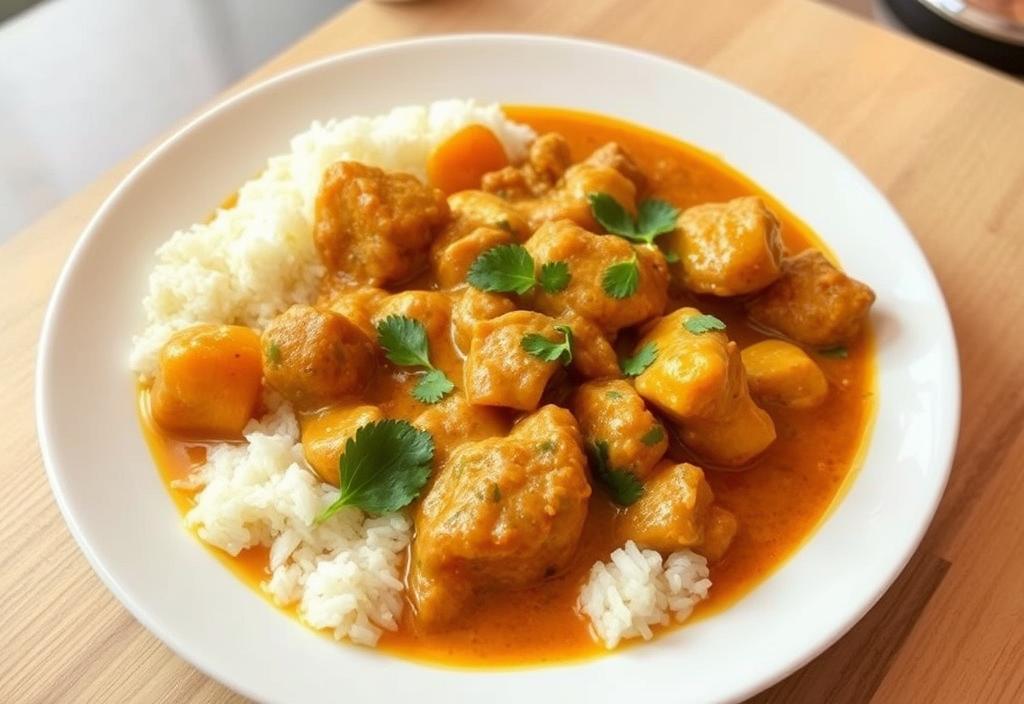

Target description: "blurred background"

left=0, top=0, right=1020, bottom=243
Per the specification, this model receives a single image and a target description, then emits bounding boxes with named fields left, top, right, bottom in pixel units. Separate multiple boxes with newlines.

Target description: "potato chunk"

left=618, top=462, right=714, bottom=553
left=300, top=405, right=383, bottom=485
left=450, top=287, right=516, bottom=355
left=564, top=315, right=620, bottom=380
left=410, top=405, right=590, bottom=628
left=698, top=506, right=739, bottom=564
left=261, top=305, right=376, bottom=407
left=572, top=379, right=667, bottom=481
left=151, top=324, right=262, bottom=439
left=371, top=291, right=452, bottom=352
left=746, top=250, right=876, bottom=347
left=464, top=310, right=563, bottom=411
left=633, top=308, right=775, bottom=467
left=669, top=196, right=784, bottom=296
left=525, top=219, right=669, bottom=334
left=741, top=340, right=828, bottom=409
left=314, top=161, right=449, bottom=285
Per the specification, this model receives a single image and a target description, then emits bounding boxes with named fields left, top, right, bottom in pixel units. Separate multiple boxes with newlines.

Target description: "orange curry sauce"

left=139, top=106, right=876, bottom=667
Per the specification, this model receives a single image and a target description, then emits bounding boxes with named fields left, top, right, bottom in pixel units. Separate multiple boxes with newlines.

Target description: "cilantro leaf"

left=683, top=313, right=727, bottom=335
left=588, top=193, right=637, bottom=238
left=521, top=323, right=574, bottom=365
left=467, top=244, right=570, bottom=296
left=538, top=261, right=571, bottom=293
left=620, top=342, right=658, bottom=377
left=588, top=193, right=679, bottom=244
left=316, top=420, right=434, bottom=520
left=818, top=346, right=849, bottom=359
left=660, top=248, right=681, bottom=264
left=467, top=244, right=537, bottom=294
left=587, top=440, right=643, bottom=506
left=265, top=341, right=282, bottom=366
left=412, top=368, right=455, bottom=404
left=602, top=256, right=639, bottom=299
left=376, top=315, right=432, bottom=368
left=376, top=315, right=454, bottom=404
left=640, top=425, right=665, bottom=446
left=636, top=199, right=679, bottom=238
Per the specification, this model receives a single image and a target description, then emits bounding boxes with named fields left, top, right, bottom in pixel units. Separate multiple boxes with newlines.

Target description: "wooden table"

left=3, top=0, right=1023, bottom=701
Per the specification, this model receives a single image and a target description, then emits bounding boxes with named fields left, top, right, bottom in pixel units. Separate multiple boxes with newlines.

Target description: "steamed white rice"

left=578, top=541, right=711, bottom=649
left=130, top=99, right=534, bottom=377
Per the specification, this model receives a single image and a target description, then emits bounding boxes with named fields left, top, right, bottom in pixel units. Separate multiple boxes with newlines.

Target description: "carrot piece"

left=427, top=124, right=509, bottom=195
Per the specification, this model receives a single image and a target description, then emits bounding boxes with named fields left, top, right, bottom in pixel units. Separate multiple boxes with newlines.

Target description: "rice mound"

left=176, top=399, right=412, bottom=646
left=578, top=541, right=711, bottom=649
left=131, top=99, right=534, bottom=377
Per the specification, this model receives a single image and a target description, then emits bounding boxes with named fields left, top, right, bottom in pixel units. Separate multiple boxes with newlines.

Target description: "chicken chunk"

left=300, top=404, right=383, bottom=485
left=433, top=226, right=514, bottom=288
left=464, top=310, right=565, bottom=411
left=412, top=393, right=511, bottom=464
left=410, top=405, right=591, bottom=628
left=450, top=287, right=516, bottom=355
left=481, top=133, right=572, bottom=199
left=584, top=142, right=647, bottom=194
left=517, top=164, right=637, bottom=232
left=525, top=219, right=669, bottom=334
left=746, top=250, right=876, bottom=347
left=150, top=325, right=263, bottom=439
left=618, top=462, right=714, bottom=553
left=437, top=190, right=532, bottom=243
left=667, top=196, right=784, bottom=296
left=564, top=315, right=620, bottom=379
left=314, top=161, right=449, bottom=285
left=572, top=379, right=667, bottom=481
left=321, top=285, right=388, bottom=339
left=261, top=305, right=376, bottom=407
left=371, top=291, right=452, bottom=352
left=741, top=340, right=828, bottom=409
left=633, top=308, right=776, bottom=467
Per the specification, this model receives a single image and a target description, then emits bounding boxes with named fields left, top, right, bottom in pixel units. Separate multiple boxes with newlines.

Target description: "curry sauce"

left=140, top=106, right=875, bottom=667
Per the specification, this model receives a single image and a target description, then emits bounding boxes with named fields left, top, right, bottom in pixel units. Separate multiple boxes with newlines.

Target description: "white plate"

left=37, top=35, right=960, bottom=704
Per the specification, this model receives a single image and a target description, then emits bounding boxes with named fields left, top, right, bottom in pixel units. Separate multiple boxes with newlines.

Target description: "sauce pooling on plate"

left=140, top=105, right=875, bottom=666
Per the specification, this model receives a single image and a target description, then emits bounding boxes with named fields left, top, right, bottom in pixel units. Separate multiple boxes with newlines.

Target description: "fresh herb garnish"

left=467, top=244, right=569, bottom=295
left=620, top=342, right=658, bottom=377
left=316, top=419, right=434, bottom=521
left=490, top=483, right=502, bottom=502
left=538, top=439, right=557, bottom=453
left=661, top=249, right=681, bottom=264
left=601, top=255, right=639, bottom=299
left=495, top=219, right=513, bottom=233
left=587, top=440, right=643, bottom=506
left=376, top=315, right=455, bottom=404
left=521, top=324, right=574, bottom=365
left=818, top=346, right=849, bottom=359
left=641, top=425, right=665, bottom=446
left=539, top=261, right=571, bottom=293
left=588, top=193, right=679, bottom=244
left=265, top=341, right=282, bottom=366
left=683, top=313, right=727, bottom=335
left=605, top=390, right=624, bottom=400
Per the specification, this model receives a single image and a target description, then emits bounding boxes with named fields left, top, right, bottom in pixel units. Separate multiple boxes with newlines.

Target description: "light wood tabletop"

left=3, top=0, right=1024, bottom=701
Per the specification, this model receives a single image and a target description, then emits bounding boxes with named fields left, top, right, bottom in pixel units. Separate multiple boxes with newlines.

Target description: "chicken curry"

left=140, top=106, right=875, bottom=665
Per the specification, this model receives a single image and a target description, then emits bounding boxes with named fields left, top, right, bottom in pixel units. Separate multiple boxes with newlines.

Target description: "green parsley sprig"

left=467, top=244, right=570, bottom=295
left=521, top=324, right=574, bottom=365
left=376, top=315, right=455, bottom=404
left=683, top=313, right=727, bottom=335
left=620, top=342, right=658, bottom=377
left=640, top=425, right=665, bottom=447
left=588, top=193, right=679, bottom=245
left=587, top=440, right=643, bottom=506
left=602, top=254, right=639, bottom=299
left=316, top=419, right=434, bottom=521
